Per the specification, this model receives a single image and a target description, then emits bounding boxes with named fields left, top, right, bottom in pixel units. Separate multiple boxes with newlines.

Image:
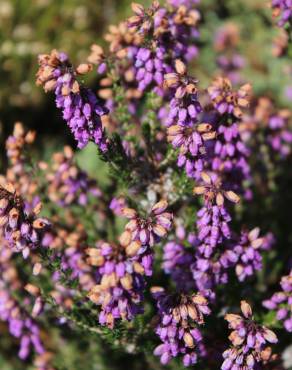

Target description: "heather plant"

left=0, top=1, right=292, bottom=370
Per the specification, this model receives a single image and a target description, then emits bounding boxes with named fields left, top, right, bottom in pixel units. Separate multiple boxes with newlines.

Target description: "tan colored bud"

left=125, top=219, right=138, bottom=232
left=120, top=274, right=133, bottom=290
left=229, top=331, right=244, bottom=346
left=0, top=215, right=8, bottom=226
left=25, top=130, right=36, bottom=144
left=164, top=73, right=179, bottom=88
left=76, top=63, right=93, bottom=75
left=85, top=248, right=100, bottom=257
left=25, top=283, right=40, bottom=296
left=263, top=328, right=278, bottom=343
left=121, top=207, right=137, bottom=218
left=91, top=44, right=104, bottom=55
left=179, top=304, right=188, bottom=318
left=240, top=83, right=252, bottom=95
left=175, top=59, right=186, bottom=75
left=33, top=262, right=42, bottom=276
left=98, top=88, right=113, bottom=100
left=0, top=198, right=9, bottom=210
left=183, top=332, right=194, bottom=348
left=133, top=261, right=145, bottom=274
left=63, top=145, right=73, bottom=159
left=248, top=227, right=260, bottom=241
left=175, top=86, right=186, bottom=99
left=203, top=132, right=216, bottom=141
left=192, top=294, right=207, bottom=306
left=150, top=286, right=164, bottom=294
left=193, top=186, right=205, bottom=195
left=238, top=98, right=249, bottom=108
left=235, top=264, right=244, bottom=277
left=197, top=123, right=212, bottom=133
left=119, top=230, right=132, bottom=247
left=71, top=81, right=80, bottom=94
left=216, top=192, right=225, bottom=206
left=233, top=106, right=243, bottom=118
left=201, top=172, right=211, bottom=185
left=88, top=291, right=100, bottom=304
left=3, top=182, right=15, bottom=193
left=33, top=219, right=47, bottom=229
left=87, top=255, right=104, bottom=266
left=131, top=2, right=144, bottom=15
left=151, top=199, right=168, bottom=214
left=126, top=240, right=141, bottom=257
left=61, top=85, right=70, bottom=96
left=240, top=300, right=252, bottom=318
left=185, top=83, right=197, bottom=94
left=167, top=125, right=182, bottom=136
left=224, top=313, right=242, bottom=323
left=224, top=190, right=240, bottom=204
left=187, top=305, right=198, bottom=320
left=13, top=122, right=25, bottom=136
left=153, top=224, right=167, bottom=237
left=125, top=69, right=135, bottom=83
left=44, top=79, right=57, bottom=92
left=251, top=238, right=263, bottom=249
left=128, top=15, right=141, bottom=25
left=152, top=0, right=160, bottom=10
left=116, top=48, right=128, bottom=59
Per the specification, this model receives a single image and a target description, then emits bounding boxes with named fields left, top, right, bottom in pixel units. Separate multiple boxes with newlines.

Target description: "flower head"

left=152, top=287, right=210, bottom=366
left=208, top=78, right=251, bottom=118
left=222, top=301, right=278, bottom=369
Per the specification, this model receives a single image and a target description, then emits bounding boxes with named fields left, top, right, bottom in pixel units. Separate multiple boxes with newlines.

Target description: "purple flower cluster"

left=164, top=60, right=216, bottom=178
left=263, top=270, right=292, bottom=332
left=87, top=240, right=145, bottom=327
left=44, top=146, right=102, bottom=207
left=0, top=243, right=45, bottom=360
left=212, top=122, right=251, bottom=194
left=128, top=2, right=200, bottom=95
left=165, top=225, right=273, bottom=300
left=152, top=287, right=210, bottom=366
left=0, top=183, right=49, bottom=258
left=271, top=0, right=292, bottom=27
left=222, top=301, right=278, bottom=370
left=0, top=290, right=45, bottom=359
left=163, top=64, right=251, bottom=192
left=194, top=172, right=239, bottom=248
left=36, top=50, right=108, bottom=149
left=208, top=78, right=251, bottom=118
left=87, top=201, right=173, bottom=327
left=191, top=173, right=273, bottom=297
left=122, top=200, right=173, bottom=247
left=187, top=172, right=235, bottom=295
left=229, top=228, right=267, bottom=282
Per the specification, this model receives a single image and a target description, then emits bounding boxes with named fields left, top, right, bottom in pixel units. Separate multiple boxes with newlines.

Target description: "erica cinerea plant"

left=0, top=0, right=292, bottom=369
